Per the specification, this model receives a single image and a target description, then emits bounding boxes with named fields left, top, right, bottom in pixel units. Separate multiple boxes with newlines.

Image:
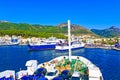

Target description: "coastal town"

left=0, top=34, right=120, bottom=50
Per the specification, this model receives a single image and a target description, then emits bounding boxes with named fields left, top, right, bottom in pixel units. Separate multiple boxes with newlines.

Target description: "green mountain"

left=91, top=26, right=120, bottom=37
left=57, top=23, right=97, bottom=36
left=0, top=21, right=97, bottom=38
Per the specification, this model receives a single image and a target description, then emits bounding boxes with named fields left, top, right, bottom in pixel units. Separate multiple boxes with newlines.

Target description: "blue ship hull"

left=28, top=44, right=56, bottom=50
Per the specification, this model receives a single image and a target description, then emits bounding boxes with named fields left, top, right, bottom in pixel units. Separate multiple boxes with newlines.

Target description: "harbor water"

left=0, top=46, right=120, bottom=80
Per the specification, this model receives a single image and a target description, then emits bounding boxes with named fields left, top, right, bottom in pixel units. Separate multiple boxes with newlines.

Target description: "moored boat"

left=55, top=40, right=85, bottom=51
left=10, top=37, right=19, bottom=45
left=28, top=37, right=64, bottom=50
left=28, top=42, right=57, bottom=50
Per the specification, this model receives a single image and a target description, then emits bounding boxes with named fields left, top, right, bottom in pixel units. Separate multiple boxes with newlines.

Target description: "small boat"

left=28, top=37, right=64, bottom=50
left=9, top=37, right=19, bottom=45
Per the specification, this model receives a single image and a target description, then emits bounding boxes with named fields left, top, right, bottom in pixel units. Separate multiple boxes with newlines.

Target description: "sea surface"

left=0, top=46, right=120, bottom=80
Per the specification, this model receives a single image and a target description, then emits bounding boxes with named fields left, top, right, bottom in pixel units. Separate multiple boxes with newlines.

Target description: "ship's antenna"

left=68, top=20, right=71, bottom=61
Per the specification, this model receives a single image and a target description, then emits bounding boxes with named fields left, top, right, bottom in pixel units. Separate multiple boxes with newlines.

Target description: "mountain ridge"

left=0, top=21, right=119, bottom=38
left=0, top=22, right=98, bottom=37
left=57, top=23, right=97, bottom=36
left=91, top=26, right=120, bottom=37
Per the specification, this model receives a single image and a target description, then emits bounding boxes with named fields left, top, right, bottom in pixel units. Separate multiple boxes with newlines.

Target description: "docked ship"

left=28, top=37, right=65, bottom=50
left=55, top=39, right=85, bottom=51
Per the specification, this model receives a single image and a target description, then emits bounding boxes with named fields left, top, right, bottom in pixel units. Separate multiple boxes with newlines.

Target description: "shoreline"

left=85, top=45, right=120, bottom=51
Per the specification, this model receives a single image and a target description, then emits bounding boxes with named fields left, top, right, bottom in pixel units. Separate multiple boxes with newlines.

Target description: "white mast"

left=68, top=20, right=71, bottom=61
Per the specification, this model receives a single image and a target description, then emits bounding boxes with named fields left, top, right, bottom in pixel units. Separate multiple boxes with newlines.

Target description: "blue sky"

left=0, top=0, right=120, bottom=29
